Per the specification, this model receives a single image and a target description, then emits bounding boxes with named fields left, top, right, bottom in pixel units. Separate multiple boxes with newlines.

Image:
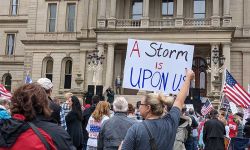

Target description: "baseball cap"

left=37, top=78, right=53, bottom=90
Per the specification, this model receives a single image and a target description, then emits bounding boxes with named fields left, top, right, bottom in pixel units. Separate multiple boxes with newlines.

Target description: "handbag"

left=142, top=121, right=158, bottom=150
left=27, top=122, right=51, bottom=150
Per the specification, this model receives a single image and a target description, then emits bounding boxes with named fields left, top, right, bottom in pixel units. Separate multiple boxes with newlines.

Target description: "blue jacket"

left=0, top=108, right=11, bottom=119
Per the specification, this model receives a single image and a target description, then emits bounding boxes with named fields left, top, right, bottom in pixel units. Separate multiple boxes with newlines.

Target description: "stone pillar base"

left=175, top=18, right=184, bottom=27
left=97, top=19, right=106, bottom=28
left=222, top=16, right=232, bottom=27
left=141, top=18, right=149, bottom=28
left=107, top=18, right=116, bottom=28
left=211, top=16, right=220, bottom=27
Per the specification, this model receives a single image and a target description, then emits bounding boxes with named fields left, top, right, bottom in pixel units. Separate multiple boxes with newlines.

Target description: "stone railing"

left=116, top=19, right=141, bottom=28
left=184, top=18, right=212, bottom=26
left=26, top=32, right=81, bottom=41
left=102, top=17, right=215, bottom=28
left=149, top=19, right=175, bottom=27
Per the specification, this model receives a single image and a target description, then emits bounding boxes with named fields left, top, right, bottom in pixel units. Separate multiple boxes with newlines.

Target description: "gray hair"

left=113, top=97, right=128, bottom=112
left=0, top=97, right=10, bottom=105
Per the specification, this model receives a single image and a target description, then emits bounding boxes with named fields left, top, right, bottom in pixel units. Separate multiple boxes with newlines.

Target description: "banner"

left=122, top=39, right=194, bottom=95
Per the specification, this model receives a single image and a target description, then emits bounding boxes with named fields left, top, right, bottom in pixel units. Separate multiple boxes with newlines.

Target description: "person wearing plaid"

left=60, top=92, right=73, bottom=130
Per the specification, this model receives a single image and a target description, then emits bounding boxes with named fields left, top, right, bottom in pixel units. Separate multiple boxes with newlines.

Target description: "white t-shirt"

left=86, top=115, right=109, bottom=147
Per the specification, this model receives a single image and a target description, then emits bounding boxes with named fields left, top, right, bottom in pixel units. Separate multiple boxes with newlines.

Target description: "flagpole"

left=218, top=68, right=227, bottom=109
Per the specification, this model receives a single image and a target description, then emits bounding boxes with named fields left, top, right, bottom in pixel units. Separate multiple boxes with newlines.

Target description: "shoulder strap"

left=27, top=122, right=51, bottom=150
left=142, top=121, right=157, bottom=150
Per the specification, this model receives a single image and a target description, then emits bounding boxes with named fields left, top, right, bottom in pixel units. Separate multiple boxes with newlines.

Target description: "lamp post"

left=87, top=49, right=105, bottom=92
left=206, top=47, right=226, bottom=97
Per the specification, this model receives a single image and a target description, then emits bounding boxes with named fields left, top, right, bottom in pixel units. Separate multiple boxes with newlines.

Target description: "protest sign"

left=122, top=39, right=194, bottom=95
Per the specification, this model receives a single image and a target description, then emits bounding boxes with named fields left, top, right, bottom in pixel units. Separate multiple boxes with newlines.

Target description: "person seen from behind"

left=60, top=92, right=73, bottom=130
left=66, top=96, right=83, bottom=150
left=86, top=101, right=110, bottom=149
left=82, top=95, right=101, bottom=150
left=37, top=78, right=61, bottom=124
left=0, top=83, right=75, bottom=150
left=203, top=109, right=225, bottom=150
left=0, top=97, right=11, bottom=120
left=127, top=103, right=137, bottom=120
left=98, top=97, right=137, bottom=150
left=121, top=69, right=195, bottom=150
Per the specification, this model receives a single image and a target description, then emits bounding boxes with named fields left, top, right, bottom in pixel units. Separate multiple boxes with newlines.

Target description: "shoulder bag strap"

left=27, top=122, right=51, bottom=150
left=142, top=121, right=158, bottom=150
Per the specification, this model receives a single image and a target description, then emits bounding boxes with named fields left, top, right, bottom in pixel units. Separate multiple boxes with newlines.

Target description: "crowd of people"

left=0, top=69, right=250, bottom=150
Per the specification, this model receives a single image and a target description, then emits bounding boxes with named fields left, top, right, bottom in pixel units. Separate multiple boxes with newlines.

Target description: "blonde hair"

left=64, top=92, right=73, bottom=100
left=144, top=93, right=173, bottom=116
left=92, top=101, right=110, bottom=121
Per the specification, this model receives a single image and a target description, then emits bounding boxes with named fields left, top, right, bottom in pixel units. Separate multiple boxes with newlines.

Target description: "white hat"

left=37, top=78, right=53, bottom=90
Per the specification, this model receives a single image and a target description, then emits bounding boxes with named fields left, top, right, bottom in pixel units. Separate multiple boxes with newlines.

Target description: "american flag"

left=223, top=70, right=250, bottom=108
left=0, top=84, right=12, bottom=99
left=201, top=99, right=213, bottom=116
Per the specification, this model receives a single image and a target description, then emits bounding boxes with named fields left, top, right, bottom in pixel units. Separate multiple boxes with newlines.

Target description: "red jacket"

left=0, top=114, right=75, bottom=150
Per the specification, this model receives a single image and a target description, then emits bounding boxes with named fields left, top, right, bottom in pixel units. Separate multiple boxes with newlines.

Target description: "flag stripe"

left=226, top=86, right=248, bottom=107
left=235, top=85, right=250, bottom=105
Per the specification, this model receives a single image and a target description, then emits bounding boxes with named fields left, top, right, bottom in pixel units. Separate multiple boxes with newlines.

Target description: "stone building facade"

left=0, top=0, right=250, bottom=103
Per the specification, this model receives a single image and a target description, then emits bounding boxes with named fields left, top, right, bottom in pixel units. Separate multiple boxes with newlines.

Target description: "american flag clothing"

left=223, top=70, right=250, bottom=108
left=201, top=99, right=213, bottom=116
left=60, top=102, right=71, bottom=130
left=0, top=84, right=12, bottom=99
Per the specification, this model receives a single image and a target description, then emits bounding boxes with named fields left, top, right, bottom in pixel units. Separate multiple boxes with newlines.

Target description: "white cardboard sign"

left=122, top=39, right=194, bottom=95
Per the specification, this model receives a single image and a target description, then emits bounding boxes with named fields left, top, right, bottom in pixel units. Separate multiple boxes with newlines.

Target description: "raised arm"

left=173, top=69, right=194, bottom=111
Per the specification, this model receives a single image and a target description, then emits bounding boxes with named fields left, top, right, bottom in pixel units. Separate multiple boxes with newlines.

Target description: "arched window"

left=42, top=57, right=53, bottom=81
left=64, top=59, right=72, bottom=89
left=192, top=57, right=207, bottom=96
left=46, top=59, right=53, bottom=81
left=3, top=73, right=12, bottom=92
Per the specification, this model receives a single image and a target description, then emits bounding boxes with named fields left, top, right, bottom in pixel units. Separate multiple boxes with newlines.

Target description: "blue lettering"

left=151, top=72, right=162, bottom=87
left=142, top=69, right=152, bottom=88
left=172, top=74, right=183, bottom=91
left=130, top=67, right=142, bottom=88
left=160, top=72, right=169, bottom=91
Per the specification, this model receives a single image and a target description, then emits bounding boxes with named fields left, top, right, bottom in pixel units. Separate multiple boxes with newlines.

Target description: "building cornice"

left=0, top=15, right=28, bottom=24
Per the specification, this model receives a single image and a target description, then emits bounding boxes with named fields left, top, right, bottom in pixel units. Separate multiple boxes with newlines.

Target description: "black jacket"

left=203, top=118, right=225, bottom=150
left=66, top=111, right=84, bottom=148
left=48, top=96, right=61, bottom=124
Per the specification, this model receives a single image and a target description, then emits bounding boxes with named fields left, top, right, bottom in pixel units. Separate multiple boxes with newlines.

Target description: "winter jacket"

left=0, top=114, right=75, bottom=150
left=0, top=106, right=11, bottom=120
left=97, top=112, right=136, bottom=150
left=174, top=116, right=192, bottom=150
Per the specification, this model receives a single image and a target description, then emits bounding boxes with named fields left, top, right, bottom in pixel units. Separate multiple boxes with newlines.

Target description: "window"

left=6, top=34, right=15, bottom=56
left=46, top=59, right=53, bottom=82
left=132, top=0, right=143, bottom=20
left=10, top=0, right=18, bottom=15
left=3, top=74, right=12, bottom=92
left=47, top=3, right=57, bottom=32
left=162, top=0, right=174, bottom=16
left=194, top=0, right=205, bottom=18
left=66, top=3, right=76, bottom=32
left=64, top=60, right=72, bottom=89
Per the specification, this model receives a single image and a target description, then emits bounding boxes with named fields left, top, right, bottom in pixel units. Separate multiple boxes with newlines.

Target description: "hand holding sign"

left=122, top=39, right=194, bottom=95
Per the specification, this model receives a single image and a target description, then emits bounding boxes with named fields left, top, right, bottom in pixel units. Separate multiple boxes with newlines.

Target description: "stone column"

left=242, top=51, right=250, bottom=89
left=175, top=0, right=184, bottom=27
left=79, top=50, right=86, bottom=90
left=97, top=0, right=106, bottom=28
left=223, top=0, right=232, bottom=27
left=108, top=0, right=117, bottom=28
left=211, top=0, right=220, bottom=27
left=210, top=43, right=220, bottom=94
left=222, top=43, right=231, bottom=71
left=243, top=0, right=250, bottom=37
left=105, top=43, right=115, bottom=89
left=97, top=43, right=105, bottom=85
left=141, top=0, right=149, bottom=27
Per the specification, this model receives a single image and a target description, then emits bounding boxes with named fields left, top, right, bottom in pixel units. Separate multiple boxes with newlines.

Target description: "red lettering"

left=155, top=62, right=163, bottom=70
left=130, top=41, right=141, bottom=57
